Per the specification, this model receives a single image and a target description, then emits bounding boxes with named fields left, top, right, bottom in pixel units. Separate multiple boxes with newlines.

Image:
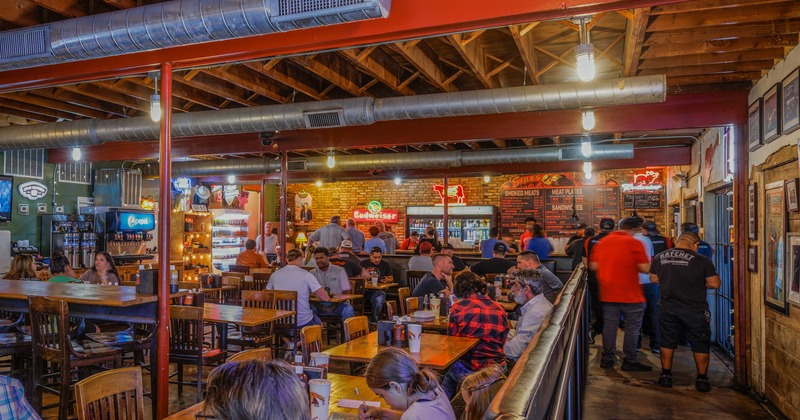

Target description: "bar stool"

left=28, top=296, right=122, bottom=420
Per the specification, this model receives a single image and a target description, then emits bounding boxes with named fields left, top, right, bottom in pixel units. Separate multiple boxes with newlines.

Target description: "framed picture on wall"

left=748, top=183, right=758, bottom=240
left=764, top=83, right=782, bottom=143
left=786, top=178, right=800, bottom=212
left=748, top=99, right=762, bottom=151
left=749, top=246, right=758, bottom=273
left=782, top=67, right=800, bottom=134
left=764, top=181, right=789, bottom=314
left=788, top=233, right=800, bottom=306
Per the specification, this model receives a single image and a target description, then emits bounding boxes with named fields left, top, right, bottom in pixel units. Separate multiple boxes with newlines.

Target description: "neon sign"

left=353, top=201, right=398, bottom=223
left=621, top=171, right=663, bottom=192
left=433, top=184, right=466, bottom=206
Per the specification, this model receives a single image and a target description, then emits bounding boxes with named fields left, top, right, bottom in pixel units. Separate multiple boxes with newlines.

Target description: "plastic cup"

left=310, top=352, right=329, bottom=369
left=407, top=324, right=422, bottom=353
left=244, top=275, right=253, bottom=282
left=308, top=379, right=331, bottom=420
left=430, top=298, right=441, bottom=315
left=371, top=277, right=379, bottom=287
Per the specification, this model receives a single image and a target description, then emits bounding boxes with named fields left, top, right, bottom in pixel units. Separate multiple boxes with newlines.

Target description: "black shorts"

left=659, top=305, right=711, bottom=354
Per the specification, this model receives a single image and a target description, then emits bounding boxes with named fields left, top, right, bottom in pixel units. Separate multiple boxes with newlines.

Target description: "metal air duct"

left=0, top=75, right=666, bottom=150
left=0, top=0, right=391, bottom=70
left=139, top=144, right=634, bottom=177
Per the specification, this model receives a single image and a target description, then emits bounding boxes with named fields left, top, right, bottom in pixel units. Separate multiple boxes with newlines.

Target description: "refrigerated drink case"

left=406, top=206, right=495, bottom=249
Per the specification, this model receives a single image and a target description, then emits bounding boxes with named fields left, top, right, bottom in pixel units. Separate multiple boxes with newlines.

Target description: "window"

left=723, top=126, right=734, bottom=182
left=57, top=162, right=92, bottom=184
left=4, top=149, right=45, bottom=179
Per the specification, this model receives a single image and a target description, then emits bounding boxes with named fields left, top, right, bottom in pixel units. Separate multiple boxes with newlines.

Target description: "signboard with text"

left=353, top=200, right=399, bottom=223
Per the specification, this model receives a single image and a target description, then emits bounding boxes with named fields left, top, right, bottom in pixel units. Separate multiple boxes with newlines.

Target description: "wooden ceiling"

left=0, top=0, right=797, bottom=160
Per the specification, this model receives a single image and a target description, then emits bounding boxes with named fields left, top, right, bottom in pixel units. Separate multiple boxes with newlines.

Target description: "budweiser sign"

left=353, top=200, right=398, bottom=223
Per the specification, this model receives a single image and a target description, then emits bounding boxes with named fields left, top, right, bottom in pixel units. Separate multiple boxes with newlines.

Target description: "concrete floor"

left=583, top=332, right=772, bottom=420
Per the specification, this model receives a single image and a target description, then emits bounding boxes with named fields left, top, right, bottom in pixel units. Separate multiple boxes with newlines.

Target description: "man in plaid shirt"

left=442, top=271, right=509, bottom=399
left=0, top=375, right=39, bottom=419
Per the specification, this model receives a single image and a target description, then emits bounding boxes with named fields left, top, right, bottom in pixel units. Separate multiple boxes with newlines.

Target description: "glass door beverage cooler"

left=210, top=209, right=249, bottom=272
left=406, top=206, right=495, bottom=249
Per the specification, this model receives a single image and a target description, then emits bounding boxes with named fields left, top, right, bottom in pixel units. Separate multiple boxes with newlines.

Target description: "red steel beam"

left=48, top=90, right=747, bottom=163
left=0, top=0, right=692, bottom=92
left=156, top=62, right=172, bottom=420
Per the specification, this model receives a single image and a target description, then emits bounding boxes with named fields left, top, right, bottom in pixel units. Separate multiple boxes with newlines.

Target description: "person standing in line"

left=525, top=224, right=553, bottom=261
left=375, top=221, right=400, bottom=254
left=479, top=228, right=508, bottom=259
left=564, top=223, right=587, bottom=254
left=631, top=218, right=659, bottom=354
left=309, top=215, right=350, bottom=249
left=583, top=218, right=615, bottom=339
left=681, top=222, right=714, bottom=259
left=642, top=221, right=673, bottom=254
left=566, top=226, right=595, bottom=270
left=590, top=218, right=652, bottom=372
left=364, top=226, right=387, bottom=254
left=649, top=232, right=720, bottom=392
left=519, top=217, right=537, bottom=250
left=345, top=218, right=366, bottom=254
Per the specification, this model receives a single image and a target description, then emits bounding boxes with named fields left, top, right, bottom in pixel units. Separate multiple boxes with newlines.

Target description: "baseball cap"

left=577, top=222, right=587, bottom=229
left=599, top=218, right=615, bottom=231
left=441, top=243, right=454, bottom=250
left=330, top=215, right=341, bottom=224
left=340, top=239, right=353, bottom=249
left=419, top=242, right=433, bottom=253
left=493, top=242, right=508, bottom=253
left=642, top=221, right=659, bottom=233
left=681, top=222, right=699, bottom=234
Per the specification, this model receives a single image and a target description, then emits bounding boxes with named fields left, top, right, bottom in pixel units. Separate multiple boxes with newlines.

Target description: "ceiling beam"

left=641, top=34, right=798, bottom=59
left=650, top=0, right=790, bottom=14
left=448, top=32, right=497, bottom=89
left=31, top=88, right=127, bottom=117
left=291, top=56, right=363, bottom=97
left=0, top=98, right=75, bottom=120
left=339, top=48, right=416, bottom=95
left=133, top=77, right=222, bottom=111
left=667, top=72, right=762, bottom=86
left=509, top=23, right=541, bottom=84
left=0, top=105, right=55, bottom=123
left=0, top=92, right=108, bottom=119
left=639, top=60, right=775, bottom=77
left=102, top=0, right=137, bottom=9
left=0, top=1, right=40, bottom=26
left=243, top=61, right=328, bottom=101
left=622, top=8, right=651, bottom=76
left=58, top=84, right=147, bottom=114
left=638, top=48, right=784, bottom=69
left=205, top=66, right=289, bottom=104
left=29, top=0, right=89, bottom=18
left=1, top=0, right=694, bottom=92
left=174, top=73, right=260, bottom=107
left=644, top=19, right=800, bottom=45
left=392, top=41, right=459, bottom=92
left=647, top=2, right=800, bottom=32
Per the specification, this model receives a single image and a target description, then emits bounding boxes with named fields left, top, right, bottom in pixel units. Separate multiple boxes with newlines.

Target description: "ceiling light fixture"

left=583, top=161, right=593, bottom=180
left=582, top=109, right=595, bottom=131
left=71, top=147, right=81, bottom=161
left=581, top=139, right=593, bottom=158
left=150, top=74, right=161, bottom=123
left=326, top=150, right=335, bottom=169
left=576, top=17, right=595, bottom=82
left=483, top=175, right=491, bottom=183
left=315, top=180, right=323, bottom=187
left=227, top=175, right=236, bottom=184
left=394, top=177, right=402, bottom=185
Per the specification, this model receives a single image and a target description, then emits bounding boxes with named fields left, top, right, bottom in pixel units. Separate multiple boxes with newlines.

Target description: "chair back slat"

left=227, top=348, right=273, bottom=363
left=169, top=305, right=205, bottom=356
left=75, top=366, right=145, bottom=420
left=343, top=316, right=368, bottom=342
left=385, top=301, right=397, bottom=320
left=249, top=272, right=271, bottom=291
left=229, top=265, right=250, bottom=274
left=406, top=297, right=419, bottom=314
left=241, top=290, right=276, bottom=309
left=272, top=290, right=297, bottom=326
left=28, top=296, right=70, bottom=363
left=406, top=271, right=427, bottom=294
left=397, top=287, right=410, bottom=316
left=300, top=325, right=322, bottom=365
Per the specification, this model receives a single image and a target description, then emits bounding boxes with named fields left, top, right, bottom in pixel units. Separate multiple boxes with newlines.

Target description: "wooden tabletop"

left=0, top=280, right=157, bottom=307
left=495, top=296, right=518, bottom=312
left=324, top=331, right=478, bottom=371
left=202, top=303, right=294, bottom=327
left=163, top=373, right=386, bottom=419
left=420, top=316, right=449, bottom=333
left=310, top=293, right=363, bottom=303
left=365, top=282, right=398, bottom=290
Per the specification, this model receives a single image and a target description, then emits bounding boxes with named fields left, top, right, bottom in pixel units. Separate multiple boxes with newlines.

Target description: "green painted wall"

left=263, top=184, right=277, bottom=222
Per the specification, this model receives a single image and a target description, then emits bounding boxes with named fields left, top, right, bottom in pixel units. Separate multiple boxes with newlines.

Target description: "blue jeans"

left=441, top=360, right=473, bottom=400
left=640, top=283, right=661, bottom=350
left=602, top=302, right=645, bottom=364
left=366, top=290, right=386, bottom=323
left=312, top=302, right=355, bottom=320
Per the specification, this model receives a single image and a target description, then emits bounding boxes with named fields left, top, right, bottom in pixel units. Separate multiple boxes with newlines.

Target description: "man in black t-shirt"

left=359, top=248, right=393, bottom=324
left=412, top=254, right=454, bottom=298
left=583, top=218, right=615, bottom=335
left=649, top=232, right=721, bottom=392
left=470, top=243, right=516, bottom=276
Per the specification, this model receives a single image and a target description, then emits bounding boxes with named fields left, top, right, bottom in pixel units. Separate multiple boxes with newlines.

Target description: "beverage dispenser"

left=95, top=208, right=155, bottom=265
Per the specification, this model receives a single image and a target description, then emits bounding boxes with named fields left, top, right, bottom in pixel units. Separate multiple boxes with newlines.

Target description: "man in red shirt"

left=590, top=218, right=652, bottom=371
left=519, top=217, right=537, bottom=249
left=443, top=271, right=509, bottom=399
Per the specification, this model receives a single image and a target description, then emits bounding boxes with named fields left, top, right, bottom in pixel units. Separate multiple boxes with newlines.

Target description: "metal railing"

left=486, top=264, right=589, bottom=419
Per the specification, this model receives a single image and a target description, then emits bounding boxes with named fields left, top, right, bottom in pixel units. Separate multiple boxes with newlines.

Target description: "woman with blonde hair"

left=460, top=364, right=506, bottom=420
left=302, top=243, right=317, bottom=267
left=202, top=359, right=310, bottom=420
left=4, top=254, right=37, bottom=280
left=359, top=347, right=455, bottom=419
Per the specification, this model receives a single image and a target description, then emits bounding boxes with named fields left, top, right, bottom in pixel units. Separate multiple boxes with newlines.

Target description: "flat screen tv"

left=0, top=175, right=11, bottom=222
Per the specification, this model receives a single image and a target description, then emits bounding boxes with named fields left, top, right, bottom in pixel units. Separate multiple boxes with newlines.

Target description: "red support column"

left=156, top=62, right=173, bottom=419
left=279, top=152, right=288, bottom=265
left=443, top=174, right=449, bottom=245
left=733, top=123, right=749, bottom=389
left=260, top=178, right=267, bottom=251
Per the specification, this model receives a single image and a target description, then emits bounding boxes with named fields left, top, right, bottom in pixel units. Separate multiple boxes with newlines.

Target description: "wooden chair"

left=299, top=325, right=322, bottom=365
left=227, top=348, right=273, bottom=363
left=74, top=367, right=144, bottom=420
left=220, top=277, right=241, bottom=305
left=406, top=297, right=419, bottom=314
left=343, top=316, right=369, bottom=374
left=86, top=323, right=155, bottom=370
left=397, top=287, right=410, bottom=315
left=221, top=271, right=246, bottom=280
left=406, top=270, right=428, bottom=294
left=168, top=305, right=227, bottom=403
left=228, top=290, right=275, bottom=351
left=272, top=290, right=298, bottom=359
left=246, top=272, right=271, bottom=291
left=229, top=264, right=250, bottom=274
left=179, top=281, right=200, bottom=290
left=28, top=296, right=121, bottom=420
left=385, top=301, right=397, bottom=320
left=349, top=278, right=366, bottom=315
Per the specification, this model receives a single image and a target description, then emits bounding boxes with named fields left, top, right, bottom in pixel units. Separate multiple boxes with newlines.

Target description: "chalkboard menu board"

left=623, top=193, right=661, bottom=209
left=501, top=184, right=620, bottom=237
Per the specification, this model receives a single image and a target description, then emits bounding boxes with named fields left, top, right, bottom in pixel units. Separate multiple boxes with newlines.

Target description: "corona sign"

left=353, top=201, right=398, bottom=223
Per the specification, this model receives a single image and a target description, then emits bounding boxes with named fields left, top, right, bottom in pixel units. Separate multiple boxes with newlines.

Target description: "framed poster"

left=787, top=178, right=800, bottom=212
left=764, top=181, right=788, bottom=314
left=294, top=192, right=313, bottom=223
left=788, top=233, right=800, bottom=306
left=782, top=68, right=800, bottom=134
left=748, top=183, right=758, bottom=240
left=748, top=99, right=762, bottom=151
left=764, top=84, right=782, bottom=143
left=748, top=246, right=758, bottom=273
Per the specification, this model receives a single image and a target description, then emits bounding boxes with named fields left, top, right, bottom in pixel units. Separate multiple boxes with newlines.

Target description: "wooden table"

left=495, top=296, right=518, bottom=312
left=365, top=282, right=398, bottom=290
left=310, top=293, right=363, bottom=303
left=203, top=303, right=294, bottom=349
left=420, top=316, right=449, bottom=333
left=324, top=331, right=478, bottom=370
left=163, top=373, right=387, bottom=419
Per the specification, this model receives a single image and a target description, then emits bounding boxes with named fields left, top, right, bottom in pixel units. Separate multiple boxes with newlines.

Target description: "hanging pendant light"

left=576, top=17, right=596, bottom=82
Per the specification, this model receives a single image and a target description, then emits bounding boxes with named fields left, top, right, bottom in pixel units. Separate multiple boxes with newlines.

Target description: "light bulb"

left=583, top=161, right=592, bottom=180
left=150, top=94, right=162, bottom=122
left=71, top=147, right=81, bottom=161
left=581, top=140, right=592, bottom=158
left=585, top=171, right=593, bottom=180
left=582, top=110, right=595, bottom=131
left=394, top=177, right=402, bottom=185
left=326, top=151, right=335, bottom=169
left=575, top=43, right=595, bottom=82
left=227, top=175, right=236, bottom=184
left=316, top=180, right=323, bottom=187
left=483, top=175, right=491, bottom=183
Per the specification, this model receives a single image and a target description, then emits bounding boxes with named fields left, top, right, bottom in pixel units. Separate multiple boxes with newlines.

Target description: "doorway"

left=713, top=189, right=735, bottom=356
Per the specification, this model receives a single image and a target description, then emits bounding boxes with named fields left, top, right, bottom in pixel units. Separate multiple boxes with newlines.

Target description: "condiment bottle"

left=423, top=294, right=429, bottom=311
left=294, top=354, right=308, bottom=391
left=393, top=316, right=405, bottom=348
left=136, top=264, right=144, bottom=286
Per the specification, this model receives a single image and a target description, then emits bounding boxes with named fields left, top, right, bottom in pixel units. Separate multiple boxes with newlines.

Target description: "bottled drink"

left=422, top=294, right=429, bottom=311
left=136, top=264, right=144, bottom=286
left=393, top=316, right=405, bottom=348
left=170, top=265, right=179, bottom=293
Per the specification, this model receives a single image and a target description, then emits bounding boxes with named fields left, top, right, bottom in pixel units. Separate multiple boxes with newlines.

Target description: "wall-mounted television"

left=0, top=175, right=12, bottom=222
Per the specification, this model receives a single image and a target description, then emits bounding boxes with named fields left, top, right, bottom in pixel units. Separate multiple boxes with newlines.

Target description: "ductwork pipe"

left=0, top=0, right=391, bottom=71
left=0, top=75, right=665, bottom=150
left=139, top=143, right=633, bottom=177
